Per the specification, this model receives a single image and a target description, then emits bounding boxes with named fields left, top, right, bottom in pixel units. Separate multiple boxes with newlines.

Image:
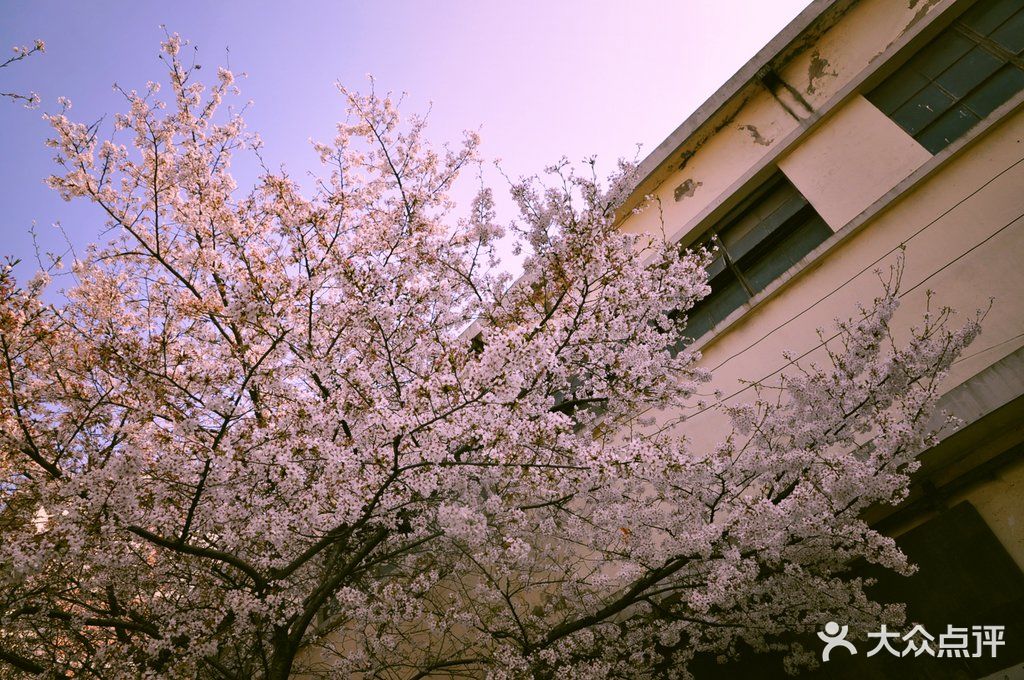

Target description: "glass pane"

left=748, top=178, right=799, bottom=223
left=684, top=272, right=748, bottom=340
left=720, top=189, right=807, bottom=261
left=916, top=104, right=981, bottom=153
left=935, top=46, right=1004, bottom=97
left=868, top=68, right=930, bottom=114
left=681, top=174, right=829, bottom=342
left=741, top=215, right=833, bottom=292
left=705, top=250, right=727, bottom=279
left=915, top=31, right=976, bottom=79
left=891, top=83, right=957, bottom=134
left=960, top=65, right=1024, bottom=118
left=990, top=9, right=1024, bottom=53
left=959, top=0, right=1023, bottom=36
left=713, top=178, right=793, bottom=254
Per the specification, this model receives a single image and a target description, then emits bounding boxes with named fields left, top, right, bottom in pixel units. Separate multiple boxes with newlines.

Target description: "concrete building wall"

left=614, top=2, right=1024, bottom=671
left=618, top=0, right=952, bottom=245
left=777, top=94, right=932, bottom=229
left=637, top=102, right=1024, bottom=465
left=958, top=455, right=1024, bottom=569
left=618, top=0, right=1024, bottom=437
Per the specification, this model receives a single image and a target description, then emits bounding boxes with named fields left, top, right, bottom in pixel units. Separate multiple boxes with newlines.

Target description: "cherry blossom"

left=0, top=36, right=981, bottom=679
left=1, top=38, right=45, bottom=108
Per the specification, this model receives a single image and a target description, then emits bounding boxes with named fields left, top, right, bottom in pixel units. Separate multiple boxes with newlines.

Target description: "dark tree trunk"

left=267, top=628, right=296, bottom=680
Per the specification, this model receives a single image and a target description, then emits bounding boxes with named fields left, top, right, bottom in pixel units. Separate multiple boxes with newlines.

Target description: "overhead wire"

left=702, top=155, right=1024, bottom=375
left=682, top=207, right=1024, bottom=421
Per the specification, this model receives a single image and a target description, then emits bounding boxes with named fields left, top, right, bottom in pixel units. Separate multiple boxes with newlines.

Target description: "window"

left=681, top=173, right=832, bottom=341
left=867, top=0, right=1024, bottom=154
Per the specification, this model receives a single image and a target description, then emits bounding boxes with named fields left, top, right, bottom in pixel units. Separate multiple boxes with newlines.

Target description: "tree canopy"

left=0, top=35, right=981, bottom=679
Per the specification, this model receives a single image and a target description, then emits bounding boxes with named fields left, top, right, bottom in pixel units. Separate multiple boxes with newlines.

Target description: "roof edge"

left=626, top=0, right=846, bottom=205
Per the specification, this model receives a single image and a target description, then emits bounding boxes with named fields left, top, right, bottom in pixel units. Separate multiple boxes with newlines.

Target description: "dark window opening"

left=688, top=500, right=1024, bottom=679
left=867, top=0, right=1024, bottom=154
left=680, top=174, right=832, bottom=343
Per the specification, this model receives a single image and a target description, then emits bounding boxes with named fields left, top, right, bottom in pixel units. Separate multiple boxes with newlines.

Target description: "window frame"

left=866, top=0, right=1024, bottom=153
left=681, top=172, right=832, bottom=343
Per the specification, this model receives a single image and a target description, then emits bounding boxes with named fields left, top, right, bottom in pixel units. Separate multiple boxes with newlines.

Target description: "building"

left=613, top=0, right=1024, bottom=676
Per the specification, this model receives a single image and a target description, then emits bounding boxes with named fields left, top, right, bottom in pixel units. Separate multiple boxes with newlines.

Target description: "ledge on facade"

left=867, top=345, right=1024, bottom=533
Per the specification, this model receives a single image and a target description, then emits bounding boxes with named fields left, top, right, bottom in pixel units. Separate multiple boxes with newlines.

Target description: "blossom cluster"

left=0, top=35, right=982, bottom=679
left=1, top=38, right=45, bottom=108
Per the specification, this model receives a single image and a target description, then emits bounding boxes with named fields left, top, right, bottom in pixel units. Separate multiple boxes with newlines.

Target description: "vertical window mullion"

left=952, top=22, right=1024, bottom=71
left=712, top=233, right=756, bottom=297
left=866, top=0, right=1024, bottom=153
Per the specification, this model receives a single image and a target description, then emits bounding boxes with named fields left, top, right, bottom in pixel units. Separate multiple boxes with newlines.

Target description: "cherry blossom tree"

left=0, top=36, right=982, bottom=679
left=1, top=39, right=45, bottom=108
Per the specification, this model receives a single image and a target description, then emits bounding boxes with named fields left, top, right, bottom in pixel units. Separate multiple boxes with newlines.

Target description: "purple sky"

left=1, top=1, right=810, bottom=281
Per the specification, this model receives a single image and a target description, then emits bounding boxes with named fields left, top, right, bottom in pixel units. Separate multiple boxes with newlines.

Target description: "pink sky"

left=1, top=0, right=811, bottom=279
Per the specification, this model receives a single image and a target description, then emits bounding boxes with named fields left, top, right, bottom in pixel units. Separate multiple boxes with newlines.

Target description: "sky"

left=1, top=0, right=811, bottom=283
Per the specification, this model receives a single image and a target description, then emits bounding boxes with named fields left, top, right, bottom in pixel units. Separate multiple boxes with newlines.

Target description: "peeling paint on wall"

left=875, top=0, right=948, bottom=79
left=806, top=50, right=838, bottom=95
left=907, top=0, right=942, bottom=32
left=673, top=179, right=703, bottom=201
left=739, top=124, right=774, bottom=146
left=674, top=94, right=754, bottom=173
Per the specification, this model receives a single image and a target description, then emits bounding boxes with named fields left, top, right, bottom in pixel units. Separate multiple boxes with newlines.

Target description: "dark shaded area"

left=691, top=502, right=1024, bottom=679
left=682, top=173, right=831, bottom=342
